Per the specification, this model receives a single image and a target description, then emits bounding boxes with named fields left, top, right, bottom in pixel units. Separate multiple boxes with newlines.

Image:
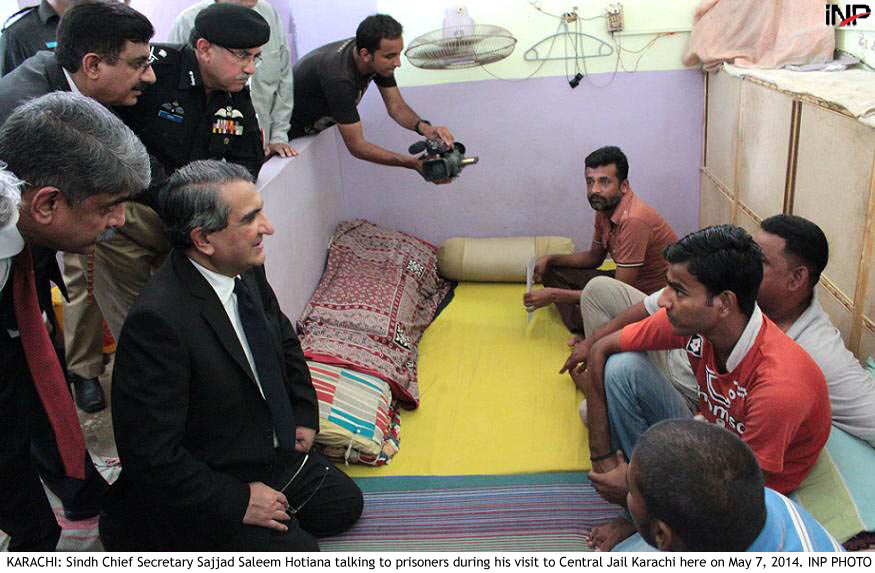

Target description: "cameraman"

left=289, top=14, right=453, bottom=181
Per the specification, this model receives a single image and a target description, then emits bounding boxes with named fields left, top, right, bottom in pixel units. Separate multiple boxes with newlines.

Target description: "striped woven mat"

left=1, top=466, right=620, bottom=551
left=320, top=473, right=621, bottom=552
left=0, top=457, right=121, bottom=551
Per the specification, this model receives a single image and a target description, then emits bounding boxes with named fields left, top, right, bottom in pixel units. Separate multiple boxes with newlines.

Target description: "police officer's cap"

left=195, top=4, right=269, bottom=49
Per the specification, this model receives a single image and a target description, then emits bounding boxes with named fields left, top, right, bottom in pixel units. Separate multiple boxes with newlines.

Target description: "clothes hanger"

left=524, top=27, right=614, bottom=62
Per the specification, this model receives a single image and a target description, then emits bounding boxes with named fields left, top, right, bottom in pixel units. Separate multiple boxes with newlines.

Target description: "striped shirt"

left=747, top=488, right=843, bottom=551
left=615, top=488, right=841, bottom=552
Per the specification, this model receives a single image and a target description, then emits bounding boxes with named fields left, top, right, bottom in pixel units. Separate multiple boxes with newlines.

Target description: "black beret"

left=194, top=3, right=270, bottom=49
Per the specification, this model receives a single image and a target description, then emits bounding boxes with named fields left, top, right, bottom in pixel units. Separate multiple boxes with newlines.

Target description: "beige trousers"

left=61, top=253, right=105, bottom=379
left=93, top=203, right=171, bottom=340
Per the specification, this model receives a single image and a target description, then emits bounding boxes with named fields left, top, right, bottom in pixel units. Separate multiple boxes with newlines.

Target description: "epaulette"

left=148, top=43, right=181, bottom=66
left=2, top=6, right=36, bottom=32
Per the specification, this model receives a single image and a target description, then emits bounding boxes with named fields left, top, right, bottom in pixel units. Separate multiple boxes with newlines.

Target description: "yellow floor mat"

left=343, top=283, right=590, bottom=477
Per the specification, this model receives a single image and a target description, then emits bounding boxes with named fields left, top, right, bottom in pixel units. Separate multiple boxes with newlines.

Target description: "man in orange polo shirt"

left=523, top=146, right=677, bottom=333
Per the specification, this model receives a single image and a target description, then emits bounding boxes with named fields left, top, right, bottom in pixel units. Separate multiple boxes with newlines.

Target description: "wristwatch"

left=414, top=119, right=431, bottom=136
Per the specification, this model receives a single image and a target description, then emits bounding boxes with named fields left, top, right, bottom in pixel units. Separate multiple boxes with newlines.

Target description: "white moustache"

left=96, top=228, right=118, bottom=242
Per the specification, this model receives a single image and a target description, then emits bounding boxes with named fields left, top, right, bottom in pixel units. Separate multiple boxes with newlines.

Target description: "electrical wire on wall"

left=484, top=1, right=674, bottom=88
left=481, top=18, right=565, bottom=81
left=481, top=1, right=603, bottom=82
left=528, top=0, right=602, bottom=22
left=614, top=32, right=676, bottom=74
left=573, top=15, right=619, bottom=88
left=571, top=12, right=674, bottom=87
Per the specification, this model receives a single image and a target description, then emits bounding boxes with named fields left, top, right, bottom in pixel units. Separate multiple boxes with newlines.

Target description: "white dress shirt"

left=188, top=258, right=263, bottom=393
left=0, top=209, right=24, bottom=292
left=189, top=258, right=279, bottom=446
left=62, top=67, right=81, bottom=95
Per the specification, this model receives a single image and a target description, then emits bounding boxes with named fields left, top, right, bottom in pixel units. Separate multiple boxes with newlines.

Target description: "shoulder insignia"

left=149, top=46, right=171, bottom=64
left=2, top=6, right=36, bottom=31
left=341, top=39, right=353, bottom=52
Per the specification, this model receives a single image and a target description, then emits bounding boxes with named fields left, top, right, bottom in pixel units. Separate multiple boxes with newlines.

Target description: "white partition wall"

left=702, top=71, right=875, bottom=360
left=257, top=129, right=344, bottom=323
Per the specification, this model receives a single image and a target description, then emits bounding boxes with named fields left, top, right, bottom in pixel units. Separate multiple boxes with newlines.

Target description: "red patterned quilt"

left=297, top=220, right=451, bottom=407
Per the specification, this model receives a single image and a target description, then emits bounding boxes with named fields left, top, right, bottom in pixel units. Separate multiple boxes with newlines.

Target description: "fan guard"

left=405, top=25, right=517, bottom=69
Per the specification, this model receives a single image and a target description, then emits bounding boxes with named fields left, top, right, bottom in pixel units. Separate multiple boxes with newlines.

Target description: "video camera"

left=408, top=139, right=479, bottom=182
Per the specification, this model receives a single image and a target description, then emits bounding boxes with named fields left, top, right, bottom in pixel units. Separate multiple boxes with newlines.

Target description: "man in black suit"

left=102, top=160, right=363, bottom=551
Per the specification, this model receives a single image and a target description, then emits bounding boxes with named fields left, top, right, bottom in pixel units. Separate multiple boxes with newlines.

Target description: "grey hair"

left=0, top=92, right=150, bottom=205
left=0, top=162, right=23, bottom=228
left=161, top=160, right=254, bottom=248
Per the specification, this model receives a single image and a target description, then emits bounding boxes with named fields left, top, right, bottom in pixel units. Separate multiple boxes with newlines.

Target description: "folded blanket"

left=298, top=220, right=452, bottom=407
left=309, top=361, right=401, bottom=466
left=684, top=0, right=834, bottom=71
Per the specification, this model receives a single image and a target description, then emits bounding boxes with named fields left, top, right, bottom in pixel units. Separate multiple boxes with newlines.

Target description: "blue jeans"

left=604, top=352, right=694, bottom=458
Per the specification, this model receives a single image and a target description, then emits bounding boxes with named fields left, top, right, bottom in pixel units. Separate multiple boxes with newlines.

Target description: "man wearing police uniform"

left=169, top=0, right=297, bottom=159
left=100, top=3, right=266, bottom=341
left=0, top=0, right=72, bottom=76
left=118, top=3, right=265, bottom=181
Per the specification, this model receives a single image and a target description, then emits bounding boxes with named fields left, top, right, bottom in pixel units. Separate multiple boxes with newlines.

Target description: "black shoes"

left=70, top=374, right=106, bottom=413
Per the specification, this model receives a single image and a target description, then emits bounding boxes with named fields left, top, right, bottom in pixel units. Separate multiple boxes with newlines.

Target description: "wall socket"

left=562, top=6, right=579, bottom=23
left=607, top=3, right=624, bottom=32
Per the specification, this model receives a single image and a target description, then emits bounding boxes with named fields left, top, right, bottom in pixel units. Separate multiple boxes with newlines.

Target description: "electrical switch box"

left=607, top=3, right=624, bottom=32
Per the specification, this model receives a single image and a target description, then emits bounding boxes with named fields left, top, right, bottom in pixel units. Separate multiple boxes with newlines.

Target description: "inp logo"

left=826, top=4, right=871, bottom=26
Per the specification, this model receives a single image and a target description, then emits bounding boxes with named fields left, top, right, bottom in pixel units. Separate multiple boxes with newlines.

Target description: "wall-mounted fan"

left=404, top=6, right=517, bottom=70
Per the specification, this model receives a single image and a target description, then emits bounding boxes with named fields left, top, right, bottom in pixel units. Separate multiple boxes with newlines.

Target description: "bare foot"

left=585, top=516, right=636, bottom=552
left=567, top=335, right=583, bottom=347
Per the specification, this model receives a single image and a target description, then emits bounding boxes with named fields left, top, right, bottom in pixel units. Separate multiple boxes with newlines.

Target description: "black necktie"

left=234, top=277, right=296, bottom=451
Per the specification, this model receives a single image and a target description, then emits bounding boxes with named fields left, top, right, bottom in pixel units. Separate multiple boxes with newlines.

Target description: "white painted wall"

left=257, top=130, right=345, bottom=322
left=834, top=11, right=875, bottom=66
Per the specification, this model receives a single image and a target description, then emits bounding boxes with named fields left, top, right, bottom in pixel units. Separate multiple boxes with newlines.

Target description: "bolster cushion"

left=437, top=236, right=575, bottom=282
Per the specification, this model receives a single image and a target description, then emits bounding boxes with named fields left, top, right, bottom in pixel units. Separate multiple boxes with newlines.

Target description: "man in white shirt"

left=0, top=166, right=23, bottom=290
left=104, top=160, right=362, bottom=551
left=168, top=0, right=297, bottom=158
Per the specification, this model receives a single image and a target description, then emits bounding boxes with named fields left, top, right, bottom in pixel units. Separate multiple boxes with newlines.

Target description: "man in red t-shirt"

left=579, top=225, right=831, bottom=552
left=523, top=146, right=677, bottom=333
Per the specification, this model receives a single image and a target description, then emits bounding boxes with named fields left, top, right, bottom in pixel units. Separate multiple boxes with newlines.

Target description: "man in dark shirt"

left=290, top=14, right=454, bottom=180
left=0, top=0, right=71, bottom=76
left=98, top=3, right=268, bottom=342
